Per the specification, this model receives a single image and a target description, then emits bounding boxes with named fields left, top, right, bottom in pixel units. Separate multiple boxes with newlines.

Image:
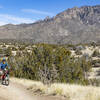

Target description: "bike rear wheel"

left=5, top=77, right=9, bottom=86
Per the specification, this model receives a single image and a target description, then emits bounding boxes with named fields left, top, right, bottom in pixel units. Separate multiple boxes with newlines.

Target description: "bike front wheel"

left=2, top=76, right=9, bottom=86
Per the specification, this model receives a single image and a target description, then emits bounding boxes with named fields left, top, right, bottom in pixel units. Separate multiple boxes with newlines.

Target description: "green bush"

left=8, top=44, right=92, bottom=85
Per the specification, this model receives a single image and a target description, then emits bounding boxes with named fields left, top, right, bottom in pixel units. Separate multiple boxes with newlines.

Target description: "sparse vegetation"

left=75, top=49, right=82, bottom=55
left=11, top=78, right=100, bottom=100
left=0, top=42, right=100, bottom=86
left=0, top=42, right=100, bottom=99
left=7, top=43, right=92, bottom=85
left=92, top=50, right=100, bottom=57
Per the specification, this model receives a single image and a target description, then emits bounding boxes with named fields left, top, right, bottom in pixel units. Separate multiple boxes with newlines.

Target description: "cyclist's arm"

left=6, top=63, right=10, bottom=69
left=0, top=64, right=1, bottom=69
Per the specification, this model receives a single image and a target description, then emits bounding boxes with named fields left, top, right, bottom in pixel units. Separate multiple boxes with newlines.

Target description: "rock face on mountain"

left=0, top=5, right=100, bottom=44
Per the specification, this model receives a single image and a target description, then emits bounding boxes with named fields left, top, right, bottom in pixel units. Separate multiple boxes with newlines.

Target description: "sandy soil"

left=0, top=81, right=65, bottom=100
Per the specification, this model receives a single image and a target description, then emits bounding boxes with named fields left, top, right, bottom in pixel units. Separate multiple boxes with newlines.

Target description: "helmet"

left=2, top=58, right=6, bottom=62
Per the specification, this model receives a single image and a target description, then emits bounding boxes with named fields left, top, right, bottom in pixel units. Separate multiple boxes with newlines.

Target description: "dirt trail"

left=0, top=81, right=65, bottom=100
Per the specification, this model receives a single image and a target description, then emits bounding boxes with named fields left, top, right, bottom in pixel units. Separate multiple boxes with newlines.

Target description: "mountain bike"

left=0, top=69, right=9, bottom=86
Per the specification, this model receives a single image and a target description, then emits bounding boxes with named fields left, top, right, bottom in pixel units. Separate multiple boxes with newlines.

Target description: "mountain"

left=0, top=5, right=100, bottom=44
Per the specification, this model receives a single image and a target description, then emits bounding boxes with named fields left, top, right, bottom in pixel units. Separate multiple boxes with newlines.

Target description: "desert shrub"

left=75, top=50, right=82, bottom=55
left=89, top=79, right=100, bottom=86
left=92, top=50, right=100, bottom=57
left=0, top=49, right=3, bottom=54
left=91, top=60, right=100, bottom=67
left=5, top=47, right=12, bottom=56
left=8, top=44, right=92, bottom=85
left=12, top=47, right=17, bottom=51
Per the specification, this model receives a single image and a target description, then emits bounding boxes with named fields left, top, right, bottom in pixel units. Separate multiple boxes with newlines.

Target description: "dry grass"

left=11, top=78, right=100, bottom=100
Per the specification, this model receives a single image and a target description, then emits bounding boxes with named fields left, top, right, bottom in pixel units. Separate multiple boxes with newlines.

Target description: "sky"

left=0, top=0, right=100, bottom=25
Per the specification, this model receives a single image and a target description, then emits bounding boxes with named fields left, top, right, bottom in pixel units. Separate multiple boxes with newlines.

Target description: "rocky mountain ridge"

left=0, top=5, right=100, bottom=44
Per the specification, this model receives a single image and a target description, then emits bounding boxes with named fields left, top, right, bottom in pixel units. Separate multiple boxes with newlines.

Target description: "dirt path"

left=0, top=81, right=65, bottom=100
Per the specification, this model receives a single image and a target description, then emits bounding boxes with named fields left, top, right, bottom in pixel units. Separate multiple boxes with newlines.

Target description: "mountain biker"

left=0, top=58, right=10, bottom=80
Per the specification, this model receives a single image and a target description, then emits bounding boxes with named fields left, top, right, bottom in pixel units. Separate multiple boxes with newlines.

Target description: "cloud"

left=0, top=21, right=7, bottom=25
left=21, top=9, right=54, bottom=16
left=0, top=14, right=35, bottom=25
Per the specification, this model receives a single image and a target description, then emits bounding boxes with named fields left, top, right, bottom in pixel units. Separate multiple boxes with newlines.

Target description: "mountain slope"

left=0, top=5, right=100, bottom=44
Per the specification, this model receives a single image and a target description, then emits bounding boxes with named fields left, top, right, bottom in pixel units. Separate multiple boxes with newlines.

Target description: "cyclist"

left=0, top=58, right=10, bottom=80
